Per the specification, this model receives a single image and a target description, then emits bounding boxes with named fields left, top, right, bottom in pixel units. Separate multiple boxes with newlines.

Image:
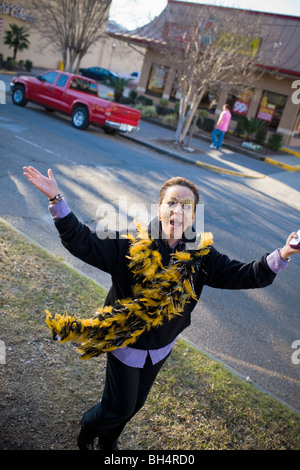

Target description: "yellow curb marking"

left=281, top=147, right=300, bottom=159
left=264, top=157, right=300, bottom=172
left=195, top=160, right=265, bottom=178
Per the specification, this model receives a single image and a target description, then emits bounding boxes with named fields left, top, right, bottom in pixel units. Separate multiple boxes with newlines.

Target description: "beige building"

left=0, top=1, right=144, bottom=74
left=109, top=0, right=300, bottom=146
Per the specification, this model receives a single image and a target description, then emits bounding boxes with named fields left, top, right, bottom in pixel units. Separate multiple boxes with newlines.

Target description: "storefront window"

left=227, top=89, right=253, bottom=119
left=256, top=90, right=287, bottom=130
left=170, top=81, right=219, bottom=111
left=170, top=79, right=180, bottom=100
left=146, top=64, right=168, bottom=96
left=199, top=89, right=219, bottom=112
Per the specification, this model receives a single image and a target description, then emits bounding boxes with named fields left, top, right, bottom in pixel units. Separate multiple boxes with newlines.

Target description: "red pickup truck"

left=10, top=70, right=141, bottom=133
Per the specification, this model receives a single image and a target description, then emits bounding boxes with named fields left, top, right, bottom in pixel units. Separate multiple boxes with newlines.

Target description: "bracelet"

left=49, top=193, right=62, bottom=205
left=278, top=248, right=291, bottom=263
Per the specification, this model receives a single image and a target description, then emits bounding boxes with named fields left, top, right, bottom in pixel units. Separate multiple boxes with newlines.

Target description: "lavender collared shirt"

left=49, top=198, right=289, bottom=368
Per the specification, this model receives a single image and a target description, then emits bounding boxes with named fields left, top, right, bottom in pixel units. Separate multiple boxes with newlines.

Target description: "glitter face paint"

left=158, top=185, right=196, bottom=247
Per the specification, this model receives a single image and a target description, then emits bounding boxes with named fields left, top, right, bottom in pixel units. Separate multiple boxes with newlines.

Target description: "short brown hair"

left=159, top=176, right=199, bottom=209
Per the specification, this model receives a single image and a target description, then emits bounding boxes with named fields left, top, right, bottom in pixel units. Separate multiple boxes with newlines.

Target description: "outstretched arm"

left=205, top=231, right=300, bottom=290
left=22, top=165, right=125, bottom=275
left=23, top=166, right=59, bottom=199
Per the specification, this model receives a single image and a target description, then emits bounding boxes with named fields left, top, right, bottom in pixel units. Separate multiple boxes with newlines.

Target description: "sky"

left=109, top=0, right=300, bottom=30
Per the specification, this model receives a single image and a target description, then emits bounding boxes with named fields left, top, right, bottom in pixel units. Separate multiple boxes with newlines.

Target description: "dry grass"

left=0, top=220, right=299, bottom=450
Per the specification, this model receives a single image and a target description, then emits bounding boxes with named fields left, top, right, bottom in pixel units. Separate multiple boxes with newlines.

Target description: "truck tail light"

left=105, top=108, right=111, bottom=116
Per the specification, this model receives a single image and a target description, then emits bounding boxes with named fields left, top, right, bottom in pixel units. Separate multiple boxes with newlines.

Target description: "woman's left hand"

left=280, top=232, right=300, bottom=260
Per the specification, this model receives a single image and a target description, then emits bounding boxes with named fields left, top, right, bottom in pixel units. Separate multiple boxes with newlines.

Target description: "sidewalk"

left=123, top=119, right=300, bottom=212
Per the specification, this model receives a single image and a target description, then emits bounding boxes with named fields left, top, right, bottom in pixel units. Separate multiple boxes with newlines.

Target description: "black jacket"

left=55, top=212, right=276, bottom=350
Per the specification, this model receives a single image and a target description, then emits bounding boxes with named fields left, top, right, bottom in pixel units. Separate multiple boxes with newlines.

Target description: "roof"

left=108, top=0, right=300, bottom=77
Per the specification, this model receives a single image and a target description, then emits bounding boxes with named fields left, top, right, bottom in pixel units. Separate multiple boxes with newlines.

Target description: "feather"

left=45, top=222, right=213, bottom=359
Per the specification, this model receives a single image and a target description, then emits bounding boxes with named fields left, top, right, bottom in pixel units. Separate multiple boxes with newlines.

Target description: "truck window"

left=69, top=78, right=98, bottom=95
left=40, top=71, right=59, bottom=84
left=56, top=74, right=69, bottom=87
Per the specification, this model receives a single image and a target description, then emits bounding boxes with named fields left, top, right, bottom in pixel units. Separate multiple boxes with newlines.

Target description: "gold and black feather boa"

left=45, top=223, right=213, bottom=360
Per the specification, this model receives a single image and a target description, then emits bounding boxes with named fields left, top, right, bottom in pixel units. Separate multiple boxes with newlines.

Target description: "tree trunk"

left=62, top=50, right=67, bottom=71
left=186, top=113, right=198, bottom=148
left=179, top=87, right=206, bottom=143
left=68, top=49, right=77, bottom=72
left=175, top=83, right=193, bottom=142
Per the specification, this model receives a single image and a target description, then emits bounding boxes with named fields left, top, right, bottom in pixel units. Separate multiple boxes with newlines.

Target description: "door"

left=29, top=71, right=59, bottom=108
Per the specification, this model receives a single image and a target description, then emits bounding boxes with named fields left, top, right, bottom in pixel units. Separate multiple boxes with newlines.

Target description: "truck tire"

left=72, top=106, right=89, bottom=130
left=12, top=85, right=28, bottom=106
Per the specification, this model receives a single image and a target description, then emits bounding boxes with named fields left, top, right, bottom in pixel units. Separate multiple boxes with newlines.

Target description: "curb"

left=194, top=159, right=264, bottom=178
left=0, top=70, right=17, bottom=75
left=263, top=157, right=300, bottom=172
left=181, top=335, right=300, bottom=416
left=281, top=147, right=300, bottom=159
left=210, top=140, right=300, bottom=172
left=122, top=134, right=265, bottom=179
left=139, top=117, right=300, bottom=172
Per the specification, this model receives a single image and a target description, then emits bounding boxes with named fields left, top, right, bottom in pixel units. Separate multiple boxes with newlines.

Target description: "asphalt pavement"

left=2, top=69, right=300, bottom=211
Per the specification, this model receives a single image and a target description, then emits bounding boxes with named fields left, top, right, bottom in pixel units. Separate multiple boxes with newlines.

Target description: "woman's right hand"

left=23, top=166, right=59, bottom=199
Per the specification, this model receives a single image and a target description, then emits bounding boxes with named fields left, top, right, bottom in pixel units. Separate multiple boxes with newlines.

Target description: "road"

left=1, top=90, right=300, bottom=413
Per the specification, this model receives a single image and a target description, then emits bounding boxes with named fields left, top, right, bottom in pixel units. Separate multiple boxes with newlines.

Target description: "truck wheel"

left=12, top=85, right=28, bottom=106
left=72, top=106, right=89, bottom=130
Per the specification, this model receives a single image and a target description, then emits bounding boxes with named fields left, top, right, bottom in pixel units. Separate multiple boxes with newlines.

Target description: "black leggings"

left=79, top=351, right=170, bottom=444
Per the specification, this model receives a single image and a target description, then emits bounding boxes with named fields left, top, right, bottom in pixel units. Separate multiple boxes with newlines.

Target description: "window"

left=40, top=71, right=59, bottom=84
left=146, top=64, right=168, bottom=96
left=256, top=90, right=287, bottom=130
left=56, top=74, right=68, bottom=88
left=199, top=89, right=219, bottom=112
left=227, top=89, right=253, bottom=119
left=69, top=78, right=98, bottom=95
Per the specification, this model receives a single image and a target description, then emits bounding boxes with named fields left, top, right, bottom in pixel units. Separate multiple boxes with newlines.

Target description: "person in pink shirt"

left=210, top=104, right=232, bottom=150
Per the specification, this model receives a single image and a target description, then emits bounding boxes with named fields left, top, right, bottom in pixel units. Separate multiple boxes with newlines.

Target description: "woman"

left=23, top=165, right=299, bottom=450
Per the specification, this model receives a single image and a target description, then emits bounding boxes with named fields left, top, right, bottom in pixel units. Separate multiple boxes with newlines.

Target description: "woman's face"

left=158, top=185, right=196, bottom=246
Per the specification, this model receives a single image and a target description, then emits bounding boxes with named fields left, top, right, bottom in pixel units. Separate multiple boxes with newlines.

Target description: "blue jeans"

left=212, top=128, right=226, bottom=149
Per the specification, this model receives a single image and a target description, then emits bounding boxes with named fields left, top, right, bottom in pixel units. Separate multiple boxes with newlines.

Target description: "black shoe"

left=77, top=427, right=94, bottom=451
left=98, top=438, right=118, bottom=450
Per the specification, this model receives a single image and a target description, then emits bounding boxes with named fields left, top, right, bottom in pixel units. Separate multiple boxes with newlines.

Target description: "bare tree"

left=30, top=0, right=111, bottom=72
left=151, top=4, right=280, bottom=143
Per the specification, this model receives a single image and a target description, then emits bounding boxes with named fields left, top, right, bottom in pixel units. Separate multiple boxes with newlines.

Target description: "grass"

left=0, top=219, right=299, bottom=450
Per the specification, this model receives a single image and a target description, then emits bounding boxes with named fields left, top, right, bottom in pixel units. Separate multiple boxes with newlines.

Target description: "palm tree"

left=237, top=116, right=266, bottom=142
left=4, top=24, right=30, bottom=60
left=112, top=77, right=132, bottom=102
